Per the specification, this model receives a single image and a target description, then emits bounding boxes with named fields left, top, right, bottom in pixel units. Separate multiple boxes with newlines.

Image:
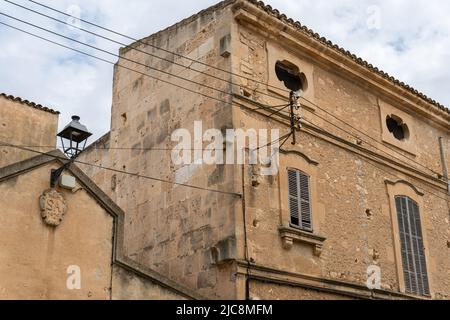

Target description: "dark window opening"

left=386, top=115, right=409, bottom=141
left=275, top=60, right=308, bottom=92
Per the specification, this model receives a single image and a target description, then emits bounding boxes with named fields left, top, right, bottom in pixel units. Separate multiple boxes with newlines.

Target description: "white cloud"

left=0, top=0, right=448, bottom=142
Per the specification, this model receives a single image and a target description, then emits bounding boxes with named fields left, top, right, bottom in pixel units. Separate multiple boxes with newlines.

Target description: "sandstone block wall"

left=0, top=163, right=113, bottom=299
left=79, top=0, right=449, bottom=300
left=0, top=96, right=58, bottom=168
left=81, top=1, right=243, bottom=299
left=232, top=13, right=450, bottom=299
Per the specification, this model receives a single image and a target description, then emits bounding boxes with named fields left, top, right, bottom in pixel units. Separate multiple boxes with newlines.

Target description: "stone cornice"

left=232, top=0, right=450, bottom=129
left=233, top=94, right=448, bottom=193
left=235, top=260, right=427, bottom=300
left=116, top=0, right=448, bottom=125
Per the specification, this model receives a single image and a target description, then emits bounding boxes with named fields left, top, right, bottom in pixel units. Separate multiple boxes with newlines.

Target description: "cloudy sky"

left=0, top=0, right=449, bottom=142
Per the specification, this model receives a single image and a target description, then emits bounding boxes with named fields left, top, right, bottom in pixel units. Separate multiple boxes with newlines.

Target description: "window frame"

left=379, top=99, right=416, bottom=155
left=394, top=195, right=430, bottom=297
left=287, top=168, right=313, bottom=232
left=385, top=179, right=432, bottom=297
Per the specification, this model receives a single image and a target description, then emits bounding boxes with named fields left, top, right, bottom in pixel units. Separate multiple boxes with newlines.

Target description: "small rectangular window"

left=395, top=196, right=430, bottom=296
left=287, top=169, right=312, bottom=231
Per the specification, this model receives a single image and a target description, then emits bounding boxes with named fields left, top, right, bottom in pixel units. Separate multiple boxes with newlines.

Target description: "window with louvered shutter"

left=287, top=169, right=312, bottom=231
left=395, top=196, right=430, bottom=296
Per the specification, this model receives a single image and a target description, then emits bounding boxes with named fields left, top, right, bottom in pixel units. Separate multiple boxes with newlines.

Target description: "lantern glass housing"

left=57, top=115, right=92, bottom=159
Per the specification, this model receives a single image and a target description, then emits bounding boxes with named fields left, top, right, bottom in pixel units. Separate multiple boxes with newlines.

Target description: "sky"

left=0, top=0, right=449, bottom=142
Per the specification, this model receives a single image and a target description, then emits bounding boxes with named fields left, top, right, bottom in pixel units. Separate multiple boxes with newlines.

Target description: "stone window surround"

left=278, top=150, right=326, bottom=256
left=385, top=179, right=433, bottom=297
left=379, top=99, right=417, bottom=156
left=266, top=42, right=316, bottom=111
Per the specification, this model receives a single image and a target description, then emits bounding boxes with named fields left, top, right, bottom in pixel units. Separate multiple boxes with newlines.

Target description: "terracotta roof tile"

left=246, top=0, right=449, bottom=114
left=0, top=93, right=60, bottom=115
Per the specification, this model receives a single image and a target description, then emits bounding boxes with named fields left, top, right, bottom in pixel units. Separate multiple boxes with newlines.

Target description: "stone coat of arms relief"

left=39, top=189, right=67, bottom=227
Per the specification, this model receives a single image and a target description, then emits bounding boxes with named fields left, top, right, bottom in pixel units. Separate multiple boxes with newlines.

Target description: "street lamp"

left=57, top=115, right=92, bottom=159
left=51, top=115, right=92, bottom=188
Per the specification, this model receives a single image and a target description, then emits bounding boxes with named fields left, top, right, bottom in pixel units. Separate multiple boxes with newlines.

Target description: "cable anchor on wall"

left=289, top=90, right=302, bottom=145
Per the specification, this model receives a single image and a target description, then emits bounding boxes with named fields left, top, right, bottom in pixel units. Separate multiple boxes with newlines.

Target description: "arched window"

left=287, top=169, right=312, bottom=231
left=395, top=196, right=429, bottom=296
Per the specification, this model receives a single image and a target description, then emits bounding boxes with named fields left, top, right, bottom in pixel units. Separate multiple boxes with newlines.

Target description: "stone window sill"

left=279, top=226, right=326, bottom=256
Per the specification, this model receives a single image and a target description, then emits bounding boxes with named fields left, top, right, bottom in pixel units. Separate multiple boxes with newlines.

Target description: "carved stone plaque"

left=39, top=189, right=67, bottom=227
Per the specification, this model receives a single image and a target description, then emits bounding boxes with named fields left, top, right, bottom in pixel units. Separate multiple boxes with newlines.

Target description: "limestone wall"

left=232, top=14, right=450, bottom=299
left=79, top=0, right=450, bottom=300
left=0, top=96, right=58, bottom=168
left=81, top=1, right=242, bottom=299
left=0, top=163, right=113, bottom=299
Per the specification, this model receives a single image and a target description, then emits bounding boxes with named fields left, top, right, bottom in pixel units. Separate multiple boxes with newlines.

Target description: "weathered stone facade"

left=0, top=99, right=200, bottom=300
left=80, top=0, right=450, bottom=300
left=81, top=1, right=241, bottom=299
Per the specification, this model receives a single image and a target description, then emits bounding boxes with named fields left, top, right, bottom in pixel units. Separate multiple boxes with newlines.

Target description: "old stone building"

left=79, top=0, right=450, bottom=300
left=2, top=0, right=448, bottom=301
left=0, top=94, right=200, bottom=300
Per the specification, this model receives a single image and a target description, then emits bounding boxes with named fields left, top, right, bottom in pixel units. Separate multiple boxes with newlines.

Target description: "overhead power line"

left=254, top=132, right=291, bottom=151
left=0, top=141, right=243, bottom=197
left=1, top=136, right=447, bottom=202
left=251, top=98, right=443, bottom=181
left=0, top=10, right=443, bottom=184
left=0, top=11, right=290, bottom=111
left=301, top=118, right=449, bottom=203
left=0, top=12, right=253, bottom=106
left=0, top=20, right=271, bottom=113
left=4, top=0, right=441, bottom=180
left=24, top=0, right=292, bottom=96
left=4, top=0, right=289, bottom=106
left=298, top=95, right=443, bottom=178
left=302, top=103, right=443, bottom=180
left=0, top=144, right=223, bottom=151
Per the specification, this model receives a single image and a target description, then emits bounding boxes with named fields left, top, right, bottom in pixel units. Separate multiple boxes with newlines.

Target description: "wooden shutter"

left=288, top=170, right=300, bottom=227
left=395, top=196, right=430, bottom=296
left=288, top=169, right=312, bottom=231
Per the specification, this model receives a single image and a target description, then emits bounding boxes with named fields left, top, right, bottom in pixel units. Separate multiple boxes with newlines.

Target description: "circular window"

left=386, top=115, right=409, bottom=141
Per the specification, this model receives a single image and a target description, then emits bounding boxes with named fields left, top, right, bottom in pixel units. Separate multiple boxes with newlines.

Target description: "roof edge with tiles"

left=242, top=0, right=449, bottom=115
left=121, top=0, right=449, bottom=117
left=0, top=93, right=60, bottom=115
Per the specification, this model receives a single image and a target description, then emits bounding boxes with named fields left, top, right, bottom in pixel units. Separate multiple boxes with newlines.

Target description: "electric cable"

left=6, top=0, right=446, bottom=178
left=0, top=12, right=252, bottom=105
left=301, top=118, right=449, bottom=202
left=24, top=0, right=292, bottom=95
left=301, top=104, right=444, bottom=180
left=0, top=141, right=243, bottom=197
left=298, top=95, right=444, bottom=178
left=0, top=15, right=445, bottom=185
left=4, top=0, right=291, bottom=106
